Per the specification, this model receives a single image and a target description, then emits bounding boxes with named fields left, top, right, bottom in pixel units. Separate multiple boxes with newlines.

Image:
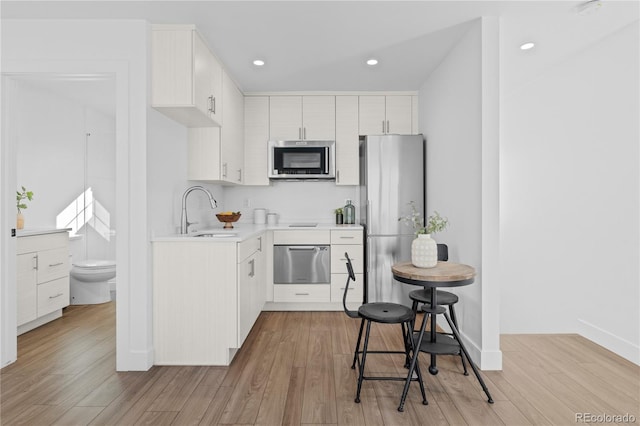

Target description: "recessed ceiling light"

left=366, top=59, right=378, bottom=66
left=253, top=59, right=265, bottom=66
left=520, top=42, right=535, bottom=51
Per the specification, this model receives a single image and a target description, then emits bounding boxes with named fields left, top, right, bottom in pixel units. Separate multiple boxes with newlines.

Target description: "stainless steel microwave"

left=268, top=140, right=335, bottom=180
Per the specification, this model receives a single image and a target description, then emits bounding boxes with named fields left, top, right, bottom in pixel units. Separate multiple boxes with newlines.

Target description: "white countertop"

left=151, top=223, right=363, bottom=242
left=16, top=228, right=71, bottom=237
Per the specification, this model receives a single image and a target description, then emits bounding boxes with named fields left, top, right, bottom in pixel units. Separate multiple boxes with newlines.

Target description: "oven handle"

left=287, top=246, right=318, bottom=251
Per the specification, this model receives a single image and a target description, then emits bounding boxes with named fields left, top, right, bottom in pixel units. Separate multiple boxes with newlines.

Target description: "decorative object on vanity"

left=216, top=211, right=241, bottom=229
left=334, top=207, right=344, bottom=224
left=399, top=202, right=449, bottom=268
left=16, top=186, right=34, bottom=230
left=343, top=199, right=356, bottom=224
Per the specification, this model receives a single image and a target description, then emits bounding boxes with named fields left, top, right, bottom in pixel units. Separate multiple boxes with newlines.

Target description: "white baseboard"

left=577, top=319, right=640, bottom=365
left=118, top=347, right=154, bottom=371
left=459, top=330, right=503, bottom=370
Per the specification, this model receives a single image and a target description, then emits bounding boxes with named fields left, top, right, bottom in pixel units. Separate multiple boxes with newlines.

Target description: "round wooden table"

left=392, top=261, right=493, bottom=411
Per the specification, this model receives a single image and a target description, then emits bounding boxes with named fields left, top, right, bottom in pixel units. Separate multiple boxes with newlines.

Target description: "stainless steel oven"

left=273, top=245, right=330, bottom=284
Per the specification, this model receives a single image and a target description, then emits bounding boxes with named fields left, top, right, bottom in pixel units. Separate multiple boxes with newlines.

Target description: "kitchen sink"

left=194, top=232, right=237, bottom=238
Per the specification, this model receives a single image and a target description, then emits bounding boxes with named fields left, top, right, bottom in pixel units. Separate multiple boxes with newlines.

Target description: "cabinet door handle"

left=258, top=237, right=262, bottom=252
left=32, top=255, right=38, bottom=270
left=237, top=169, right=242, bottom=182
left=249, top=259, right=255, bottom=277
left=208, top=95, right=213, bottom=113
left=295, top=293, right=309, bottom=296
left=222, top=162, right=228, bottom=178
left=298, top=127, right=302, bottom=139
left=340, top=287, right=354, bottom=291
left=49, top=293, right=64, bottom=299
left=339, top=236, right=355, bottom=239
left=387, top=120, right=390, bottom=133
left=336, top=170, right=340, bottom=183
left=49, top=262, right=64, bottom=267
left=382, top=120, right=385, bottom=133
left=324, top=147, right=329, bottom=173
left=303, top=127, right=306, bottom=140
left=212, top=96, right=216, bottom=114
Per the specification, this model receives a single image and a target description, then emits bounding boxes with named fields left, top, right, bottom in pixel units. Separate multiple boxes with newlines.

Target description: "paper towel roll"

left=254, top=208, right=267, bottom=224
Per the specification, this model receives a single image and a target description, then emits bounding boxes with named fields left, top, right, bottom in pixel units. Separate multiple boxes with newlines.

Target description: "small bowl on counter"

left=216, top=212, right=241, bottom=229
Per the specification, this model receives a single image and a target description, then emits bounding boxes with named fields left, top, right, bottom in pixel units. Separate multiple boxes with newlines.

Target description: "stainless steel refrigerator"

left=359, top=134, right=425, bottom=305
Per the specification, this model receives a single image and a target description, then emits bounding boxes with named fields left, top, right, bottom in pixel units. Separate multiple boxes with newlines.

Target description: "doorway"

left=5, top=73, right=117, bottom=351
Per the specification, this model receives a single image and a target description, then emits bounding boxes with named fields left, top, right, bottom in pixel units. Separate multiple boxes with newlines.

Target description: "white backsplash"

left=223, top=181, right=359, bottom=224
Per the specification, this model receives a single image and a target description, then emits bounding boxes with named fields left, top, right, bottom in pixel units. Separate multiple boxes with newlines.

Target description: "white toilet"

left=70, top=260, right=116, bottom=305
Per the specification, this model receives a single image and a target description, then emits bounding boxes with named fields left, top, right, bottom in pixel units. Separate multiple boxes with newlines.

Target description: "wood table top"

left=392, top=261, right=476, bottom=283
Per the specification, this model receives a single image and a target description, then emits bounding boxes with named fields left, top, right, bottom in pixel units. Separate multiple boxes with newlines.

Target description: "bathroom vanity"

left=16, top=229, right=71, bottom=335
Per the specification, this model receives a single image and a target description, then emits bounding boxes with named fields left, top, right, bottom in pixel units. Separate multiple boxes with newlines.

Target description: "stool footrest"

left=413, top=332, right=461, bottom=355
left=421, top=305, right=447, bottom=315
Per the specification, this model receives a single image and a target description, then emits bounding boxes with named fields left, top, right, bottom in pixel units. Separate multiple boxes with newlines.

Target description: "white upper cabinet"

left=358, top=95, right=414, bottom=135
left=384, top=96, right=412, bottom=134
left=269, top=96, right=302, bottom=140
left=269, top=96, right=335, bottom=140
left=335, top=96, right=359, bottom=186
left=302, top=96, right=336, bottom=140
left=151, top=24, right=222, bottom=127
left=188, top=71, right=244, bottom=184
left=244, top=96, right=270, bottom=186
left=221, top=70, right=245, bottom=184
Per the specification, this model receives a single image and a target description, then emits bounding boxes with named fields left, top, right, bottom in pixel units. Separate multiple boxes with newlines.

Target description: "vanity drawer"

left=273, top=284, right=330, bottom=302
left=331, top=230, right=362, bottom=244
left=331, top=245, right=363, bottom=273
left=37, top=277, right=69, bottom=316
left=37, top=247, right=70, bottom=283
left=331, top=273, right=363, bottom=303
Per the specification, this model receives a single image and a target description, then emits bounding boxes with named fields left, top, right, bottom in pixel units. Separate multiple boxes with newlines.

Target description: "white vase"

left=411, top=234, right=437, bottom=268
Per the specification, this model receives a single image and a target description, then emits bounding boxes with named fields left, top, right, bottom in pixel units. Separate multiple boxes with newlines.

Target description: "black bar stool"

left=341, top=253, right=428, bottom=406
left=408, top=244, right=468, bottom=375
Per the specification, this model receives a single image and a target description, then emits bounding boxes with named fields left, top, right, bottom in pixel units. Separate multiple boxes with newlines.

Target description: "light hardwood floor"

left=1, top=302, right=638, bottom=425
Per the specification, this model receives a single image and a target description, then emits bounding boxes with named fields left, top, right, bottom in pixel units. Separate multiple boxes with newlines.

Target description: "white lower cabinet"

left=267, top=228, right=364, bottom=308
left=17, top=232, right=70, bottom=334
left=237, top=235, right=265, bottom=346
left=273, top=284, right=331, bottom=302
left=153, top=233, right=266, bottom=366
left=331, top=273, right=364, bottom=303
left=330, top=230, right=363, bottom=304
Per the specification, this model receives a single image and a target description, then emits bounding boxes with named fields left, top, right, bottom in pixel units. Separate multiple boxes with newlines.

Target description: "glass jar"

left=344, top=199, right=355, bottom=224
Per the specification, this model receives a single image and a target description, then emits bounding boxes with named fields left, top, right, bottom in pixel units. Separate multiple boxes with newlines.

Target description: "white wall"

left=418, top=18, right=502, bottom=369
left=224, top=182, right=358, bottom=225
left=500, top=21, right=639, bottom=364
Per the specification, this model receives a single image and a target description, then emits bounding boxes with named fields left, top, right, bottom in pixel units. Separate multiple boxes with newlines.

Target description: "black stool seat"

left=409, top=289, right=459, bottom=305
left=358, top=303, right=414, bottom=324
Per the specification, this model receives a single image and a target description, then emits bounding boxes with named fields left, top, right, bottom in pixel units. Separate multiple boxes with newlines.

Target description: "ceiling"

left=2, top=1, right=638, bottom=93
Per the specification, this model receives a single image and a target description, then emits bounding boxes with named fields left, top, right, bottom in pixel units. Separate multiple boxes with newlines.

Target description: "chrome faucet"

left=180, top=186, right=217, bottom=234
